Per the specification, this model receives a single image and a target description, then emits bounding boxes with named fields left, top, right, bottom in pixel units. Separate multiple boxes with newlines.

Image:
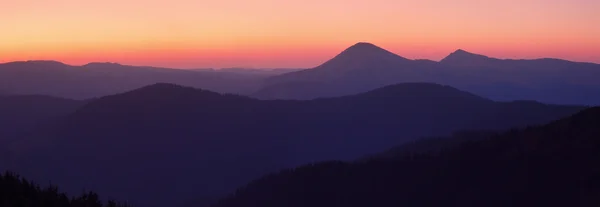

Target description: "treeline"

left=0, top=172, right=131, bottom=207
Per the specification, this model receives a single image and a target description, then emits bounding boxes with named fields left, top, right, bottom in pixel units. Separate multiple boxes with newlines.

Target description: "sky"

left=1, top=0, right=599, bottom=68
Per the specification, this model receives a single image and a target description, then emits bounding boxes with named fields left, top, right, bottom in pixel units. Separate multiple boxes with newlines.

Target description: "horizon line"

left=2, top=43, right=599, bottom=69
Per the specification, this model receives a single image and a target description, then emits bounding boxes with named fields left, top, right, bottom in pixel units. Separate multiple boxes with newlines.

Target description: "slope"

left=0, top=95, right=84, bottom=145
left=213, top=107, right=600, bottom=207
left=0, top=61, right=269, bottom=99
left=257, top=43, right=600, bottom=105
left=3, top=82, right=585, bottom=206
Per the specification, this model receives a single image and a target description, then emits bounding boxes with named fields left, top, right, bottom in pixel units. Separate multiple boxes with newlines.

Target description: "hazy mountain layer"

left=1, top=83, right=584, bottom=206
left=0, top=61, right=273, bottom=99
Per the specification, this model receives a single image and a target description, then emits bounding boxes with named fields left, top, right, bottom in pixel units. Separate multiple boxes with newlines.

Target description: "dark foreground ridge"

left=213, top=107, right=600, bottom=207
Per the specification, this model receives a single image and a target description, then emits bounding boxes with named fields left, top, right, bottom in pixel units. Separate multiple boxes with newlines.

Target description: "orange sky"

left=1, top=0, right=599, bottom=68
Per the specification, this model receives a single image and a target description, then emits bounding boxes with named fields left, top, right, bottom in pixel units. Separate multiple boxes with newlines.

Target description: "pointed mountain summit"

left=259, top=44, right=600, bottom=103
left=261, top=42, right=432, bottom=99
left=440, top=49, right=495, bottom=66
left=340, top=42, right=402, bottom=58
left=313, top=42, right=410, bottom=71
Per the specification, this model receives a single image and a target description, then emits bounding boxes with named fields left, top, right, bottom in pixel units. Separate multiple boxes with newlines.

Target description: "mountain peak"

left=453, top=49, right=470, bottom=54
left=341, top=42, right=398, bottom=56
left=312, top=42, right=409, bottom=71
left=450, top=49, right=486, bottom=57
left=83, top=62, right=123, bottom=67
left=440, top=49, right=492, bottom=65
left=347, top=42, right=381, bottom=49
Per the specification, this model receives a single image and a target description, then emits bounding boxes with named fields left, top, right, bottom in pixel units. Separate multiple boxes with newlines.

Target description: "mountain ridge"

left=0, top=61, right=270, bottom=99
left=440, top=49, right=494, bottom=65
left=259, top=42, right=600, bottom=105
left=2, top=82, right=585, bottom=207
left=212, top=106, right=600, bottom=207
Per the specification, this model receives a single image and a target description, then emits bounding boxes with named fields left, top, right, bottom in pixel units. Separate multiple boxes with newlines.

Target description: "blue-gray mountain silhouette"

left=2, top=83, right=584, bottom=206
left=256, top=43, right=600, bottom=105
left=439, top=49, right=494, bottom=65
left=0, top=61, right=274, bottom=99
left=4, top=43, right=599, bottom=105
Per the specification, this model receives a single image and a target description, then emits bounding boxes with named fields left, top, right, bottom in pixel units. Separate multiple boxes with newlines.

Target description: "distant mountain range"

left=213, top=106, right=600, bottom=207
left=3, top=43, right=599, bottom=105
left=0, top=82, right=584, bottom=206
left=256, top=42, right=600, bottom=105
left=0, top=61, right=273, bottom=99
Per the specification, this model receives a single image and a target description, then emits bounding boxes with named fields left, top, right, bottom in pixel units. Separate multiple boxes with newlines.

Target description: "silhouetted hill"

left=440, top=50, right=600, bottom=104
left=440, top=49, right=591, bottom=69
left=213, top=107, right=600, bottom=207
left=0, top=95, right=84, bottom=145
left=440, top=49, right=496, bottom=66
left=258, top=43, right=600, bottom=105
left=2, top=83, right=585, bottom=206
left=315, top=42, right=410, bottom=72
left=258, top=43, right=435, bottom=99
left=0, top=61, right=270, bottom=99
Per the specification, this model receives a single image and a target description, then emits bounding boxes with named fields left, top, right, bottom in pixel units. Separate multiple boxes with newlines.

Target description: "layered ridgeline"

left=1, top=83, right=584, bottom=206
left=4, top=43, right=600, bottom=105
left=213, top=107, right=600, bottom=207
left=0, top=95, right=84, bottom=145
left=0, top=61, right=285, bottom=99
left=256, top=42, right=600, bottom=105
